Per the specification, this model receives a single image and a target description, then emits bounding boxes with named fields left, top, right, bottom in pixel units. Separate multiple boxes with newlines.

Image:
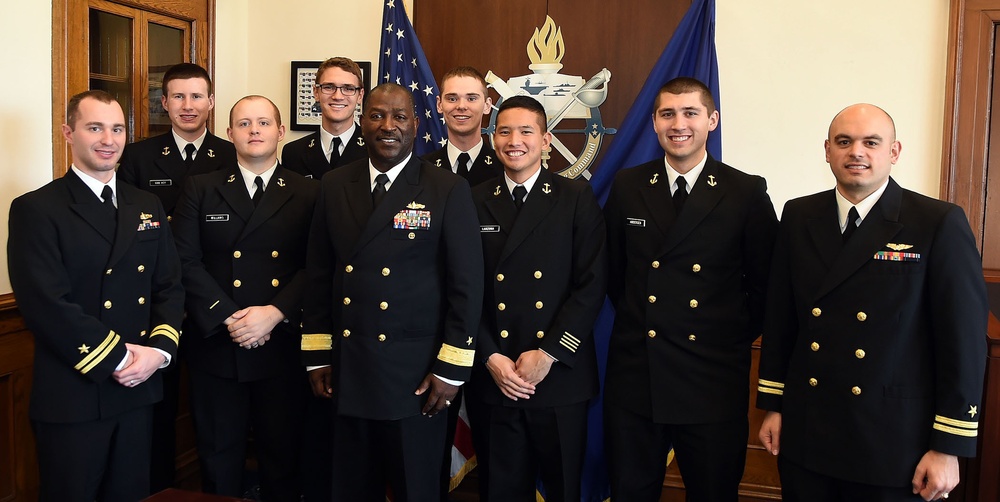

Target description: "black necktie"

left=184, top=143, right=196, bottom=169
left=329, top=137, right=342, bottom=166
left=842, top=206, right=860, bottom=242
left=456, top=152, right=471, bottom=177
left=101, top=185, right=116, bottom=216
left=251, top=176, right=264, bottom=207
left=673, top=176, right=688, bottom=213
left=372, top=173, right=389, bottom=207
left=512, top=185, right=527, bottom=211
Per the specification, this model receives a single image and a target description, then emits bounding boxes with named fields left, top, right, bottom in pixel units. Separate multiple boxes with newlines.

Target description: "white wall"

left=0, top=0, right=53, bottom=293
left=0, top=0, right=953, bottom=294
left=716, top=0, right=949, bottom=213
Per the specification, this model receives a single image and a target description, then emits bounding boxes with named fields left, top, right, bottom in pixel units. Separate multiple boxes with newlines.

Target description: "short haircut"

left=365, top=83, right=415, bottom=112
left=654, top=77, right=716, bottom=114
left=440, top=66, right=488, bottom=93
left=316, top=57, right=364, bottom=87
left=496, top=95, right=547, bottom=132
left=229, top=95, right=282, bottom=127
left=162, top=63, right=213, bottom=95
left=66, top=90, right=117, bottom=130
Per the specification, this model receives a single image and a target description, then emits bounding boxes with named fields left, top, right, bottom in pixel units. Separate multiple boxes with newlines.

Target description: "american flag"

left=378, top=0, right=447, bottom=156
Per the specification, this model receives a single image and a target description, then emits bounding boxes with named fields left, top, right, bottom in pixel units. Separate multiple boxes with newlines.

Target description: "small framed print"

left=289, top=60, right=371, bottom=131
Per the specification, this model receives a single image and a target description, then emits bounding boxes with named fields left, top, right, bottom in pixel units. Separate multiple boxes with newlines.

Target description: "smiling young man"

left=422, top=66, right=501, bottom=187
left=470, top=95, right=607, bottom=501
left=757, top=104, right=987, bottom=502
left=9, top=90, right=183, bottom=501
left=282, top=57, right=368, bottom=179
left=603, top=77, right=779, bottom=501
left=171, top=95, right=317, bottom=500
left=301, top=83, right=483, bottom=501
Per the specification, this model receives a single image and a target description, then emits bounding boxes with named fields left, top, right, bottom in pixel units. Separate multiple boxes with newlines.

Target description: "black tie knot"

left=101, top=185, right=115, bottom=208
left=456, top=152, right=471, bottom=177
left=673, top=176, right=688, bottom=213
left=842, top=206, right=860, bottom=242
left=512, top=185, right=527, bottom=211
left=372, top=173, right=390, bottom=207
left=184, top=143, right=196, bottom=166
left=329, top=137, right=342, bottom=166
left=251, top=176, right=264, bottom=207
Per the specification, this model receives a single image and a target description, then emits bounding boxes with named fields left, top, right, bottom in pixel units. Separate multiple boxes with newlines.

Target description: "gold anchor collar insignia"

left=435, top=159, right=442, bottom=167
left=542, top=183, right=552, bottom=194
left=276, top=178, right=286, bottom=187
left=406, top=201, right=426, bottom=209
left=650, top=172, right=659, bottom=185
left=308, top=138, right=315, bottom=148
left=207, top=149, right=215, bottom=158
left=227, top=174, right=236, bottom=183
left=484, top=156, right=493, bottom=165
left=493, top=185, right=502, bottom=197
left=357, top=137, right=365, bottom=146
left=162, top=146, right=170, bottom=156
left=886, top=243, right=913, bottom=251
left=707, top=175, right=717, bottom=187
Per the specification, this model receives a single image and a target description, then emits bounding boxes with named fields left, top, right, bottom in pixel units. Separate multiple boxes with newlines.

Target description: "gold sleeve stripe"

left=935, top=415, right=978, bottom=430
left=149, top=324, right=180, bottom=346
left=758, top=379, right=785, bottom=389
left=438, top=343, right=475, bottom=367
left=562, top=332, right=581, bottom=345
left=758, top=386, right=784, bottom=396
left=75, top=330, right=120, bottom=374
left=301, top=333, right=332, bottom=351
left=933, top=423, right=979, bottom=438
left=559, top=339, right=579, bottom=353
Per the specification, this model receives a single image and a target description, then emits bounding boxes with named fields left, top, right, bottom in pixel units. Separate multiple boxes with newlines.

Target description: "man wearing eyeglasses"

left=282, top=57, right=368, bottom=180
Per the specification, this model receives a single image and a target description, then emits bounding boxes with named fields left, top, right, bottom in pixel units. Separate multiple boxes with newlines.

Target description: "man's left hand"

left=415, top=374, right=459, bottom=416
left=112, top=343, right=167, bottom=387
left=514, top=349, right=554, bottom=386
left=911, top=450, right=959, bottom=501
left=226, top=305, right=284, bottom=348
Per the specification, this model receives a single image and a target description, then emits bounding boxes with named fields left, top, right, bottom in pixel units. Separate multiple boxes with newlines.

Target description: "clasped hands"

left=224, top=305, right=283, bottom=349
left=486, top=349, right=554, bottom=401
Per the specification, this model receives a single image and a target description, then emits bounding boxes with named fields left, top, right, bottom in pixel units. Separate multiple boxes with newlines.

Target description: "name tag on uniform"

left=480, top=225, right=500, bottom=233
left=205, top=214, right=230, bottom=222
left=149, top=179, right=172, bottom=187
left=626, top=217, right=646, bottom=227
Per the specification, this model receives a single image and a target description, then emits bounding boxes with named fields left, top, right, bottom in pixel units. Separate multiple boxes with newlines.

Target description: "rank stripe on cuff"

left=558, top=331, right=581, bottom=353
left=75, top=330, right=120, bottom=374
left=301, top=333, right=332, bottom=351
left=933, top=423, right=978, bottom=438
left=935, top=415, right=978, bottom=433
left=149, top=324, right=180, bottom=346
left=438, top=343, right=475, bottom=367
left=758, top=379, right=785, bottom=396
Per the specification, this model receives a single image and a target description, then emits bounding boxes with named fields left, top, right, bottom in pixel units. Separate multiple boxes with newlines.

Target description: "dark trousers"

left=463, top=385, right=493, bottom=501
left=605, top=402, right=748, bottom=502
left=778, top=455, right=924, bottom=502
left=150, top=359, right=182, bottom=492
left=34, top=405, right=153, bottom=502
left=439, top=386, right=463, bottom=501
left=188, top=367, right=305, bottom=502
left=332, top=411, right=447, bottom=502
left=301, top=393, right=334, bottom=502
left=487, top=402, right=588, bottom=502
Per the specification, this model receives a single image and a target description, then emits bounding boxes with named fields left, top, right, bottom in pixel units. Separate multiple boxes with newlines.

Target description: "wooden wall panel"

left=0, top=299, right=38, bottom=502
left=414, top=0, right=690, bottom=174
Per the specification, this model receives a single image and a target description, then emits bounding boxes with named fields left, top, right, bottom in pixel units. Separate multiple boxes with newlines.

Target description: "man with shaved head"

left=757, top=104, right=987, bottom=501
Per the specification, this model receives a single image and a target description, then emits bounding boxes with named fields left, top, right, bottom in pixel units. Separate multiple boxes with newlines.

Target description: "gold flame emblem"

left=527, top=16, right=565, bottom=67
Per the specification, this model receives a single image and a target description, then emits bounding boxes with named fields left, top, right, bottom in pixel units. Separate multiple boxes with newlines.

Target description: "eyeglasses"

left=316, top=83, right=361, bottom=96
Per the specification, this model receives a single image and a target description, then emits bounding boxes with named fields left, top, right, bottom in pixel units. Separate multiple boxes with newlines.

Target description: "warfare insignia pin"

left=886, top=243, right=913, bottom=251
left=139, top=212, right=152, bottom=220
left=406, top=201, right=426, bottom=209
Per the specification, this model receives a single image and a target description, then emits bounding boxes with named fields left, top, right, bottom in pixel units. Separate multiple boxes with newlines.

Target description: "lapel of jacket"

left=304, top=132, right=331, bottom=177
left=474, top=141, right=497, bottom=171
left=343, top=128, right=367, bottom=162
left=215, top=166, right=255, bottom=224
left=241, top=165, right=293, bottom=239
left=107, top=186, right=141, bottom=267
left=482, top=176, right=517, bottom=242
left=351, top=156, right=424, bottom=256
left=804, top=190, right=843, bottom=271
left=500, top=168, right=556, bottom=263
left=152, top=134, right=186, bottom=182
left=814, top=178, right=904, bottom=300
left=65, top=170, right=116, bottom=243
left=636, top=160, right=677, bottom=241
left=658, top=158, right=726, bottom=256
left=190, top=133, right=227, bottom=175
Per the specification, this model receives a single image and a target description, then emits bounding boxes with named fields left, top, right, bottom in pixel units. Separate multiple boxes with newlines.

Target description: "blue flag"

left=589, top=0, right=721, bottom=205
left=378, top=0, right=447, bottom=156
left=580, top=1, right=720, bottom=501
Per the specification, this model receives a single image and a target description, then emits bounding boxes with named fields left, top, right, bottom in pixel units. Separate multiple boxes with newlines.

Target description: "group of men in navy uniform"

left=7, top=54, right=988, bottom=502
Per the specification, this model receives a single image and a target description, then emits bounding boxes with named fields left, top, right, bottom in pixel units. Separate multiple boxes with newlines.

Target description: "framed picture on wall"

left=289, top=60, right=372, bottom=131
